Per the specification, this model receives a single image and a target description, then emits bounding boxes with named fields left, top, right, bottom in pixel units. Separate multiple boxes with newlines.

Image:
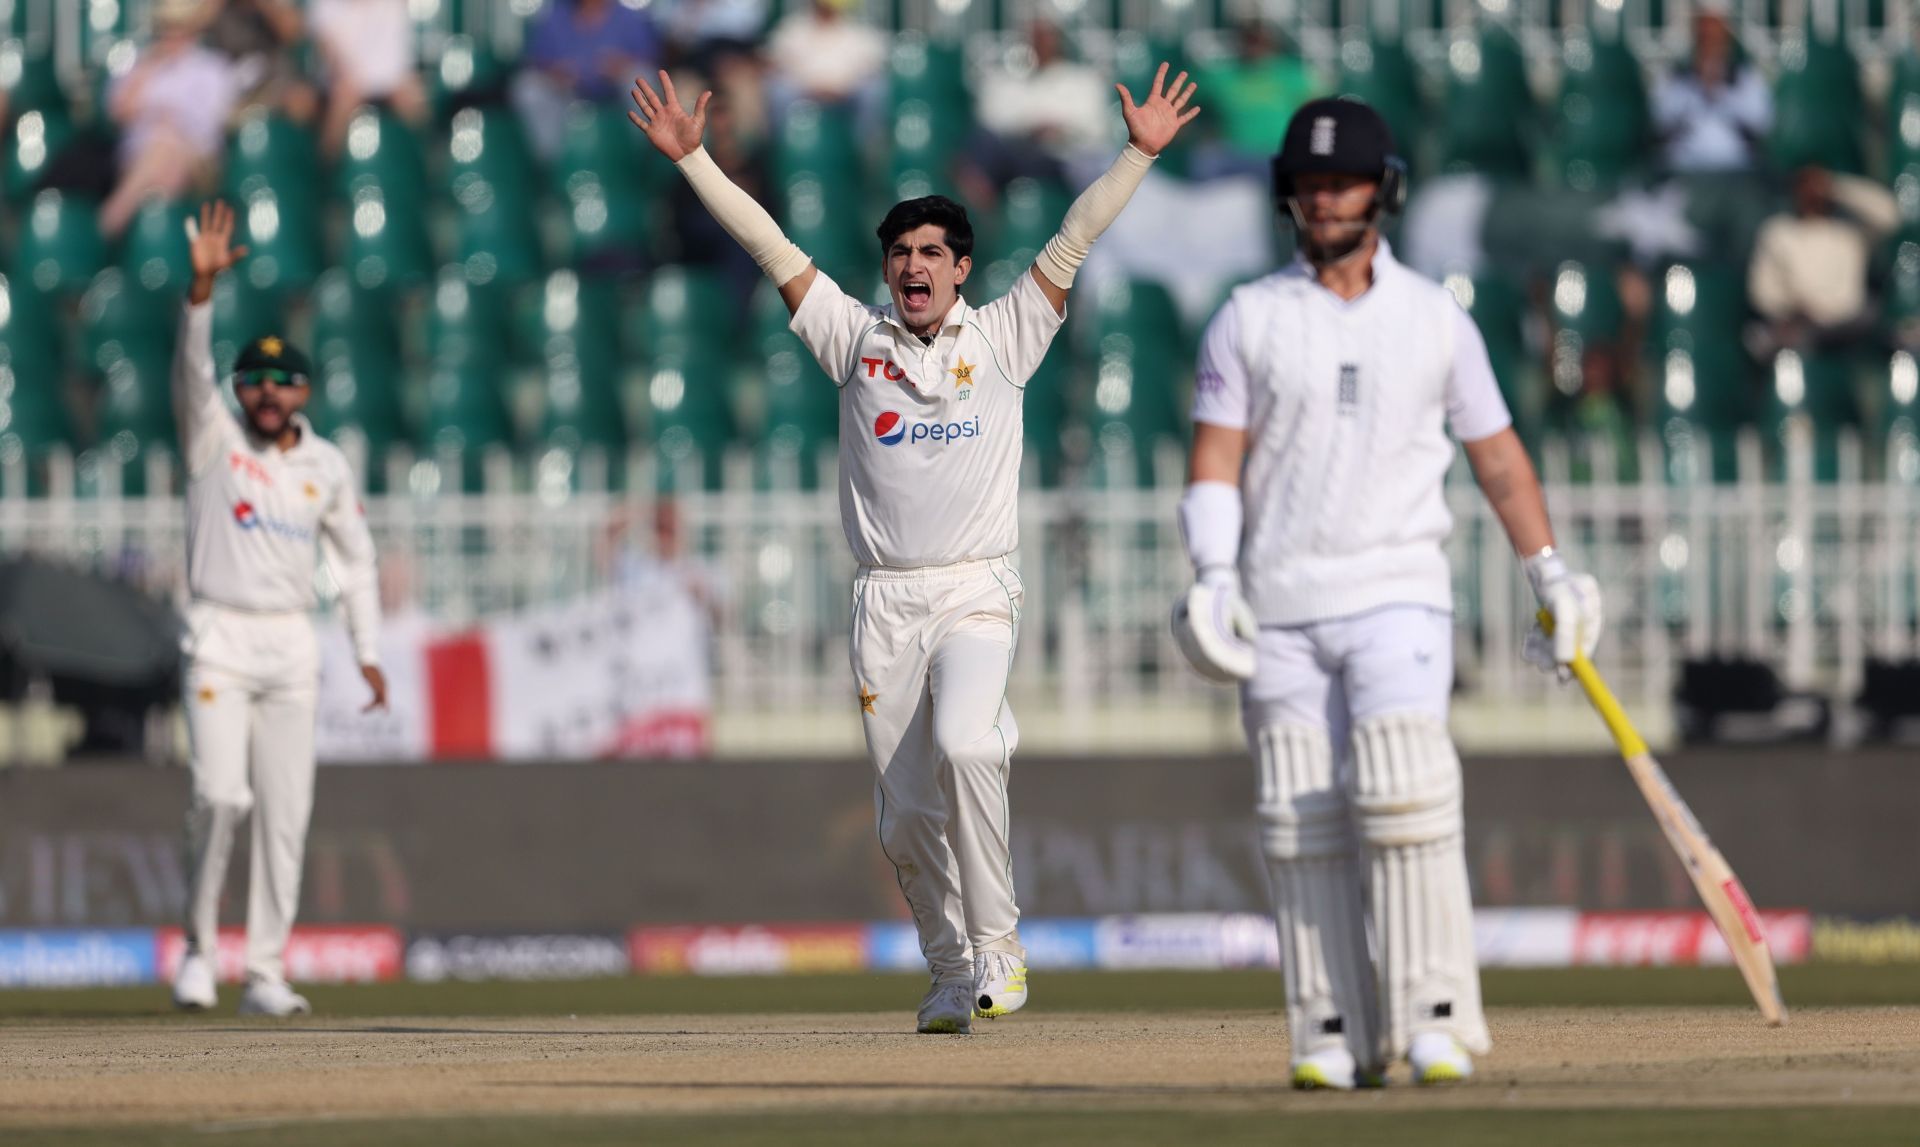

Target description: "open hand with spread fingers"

left=1117, top=62, right=1200, bottom=157
left=185, top=199, right=249, bottom=304
left=629, top=69, right=712, bottom=163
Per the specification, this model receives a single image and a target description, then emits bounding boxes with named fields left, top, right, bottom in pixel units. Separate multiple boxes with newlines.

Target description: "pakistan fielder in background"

left=633, top=66, right=1198, bottom=1033
left=1171, top=99, right=1604, bottom=1087
left=169, top=201, right=388, bottom=1017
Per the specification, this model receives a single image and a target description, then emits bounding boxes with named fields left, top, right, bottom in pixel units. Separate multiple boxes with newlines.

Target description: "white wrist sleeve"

left=1179, top=480, right=1243, bottom=578
left=675, top=147, right=813, bottom=286
left=1034, top=145, right=1155, bottom=290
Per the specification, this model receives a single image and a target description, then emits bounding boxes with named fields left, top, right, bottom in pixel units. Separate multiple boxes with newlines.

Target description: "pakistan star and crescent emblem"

left=859, top=685, right=878, bottom=715
left=259, top=336, right=284, bottom=357
left=949, top=358, right=975, bottom=388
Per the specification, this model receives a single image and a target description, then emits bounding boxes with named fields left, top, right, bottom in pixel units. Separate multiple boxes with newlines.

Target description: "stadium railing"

left=3, top=425, right=1915, bottom=752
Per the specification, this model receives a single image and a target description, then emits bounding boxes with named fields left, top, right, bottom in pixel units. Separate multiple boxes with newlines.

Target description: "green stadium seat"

left=1762, top=348, right=1858, bottom=482
left=556, top=102, right=656, bottom=272
left=638, top=268, right=738, bottom=490
left=421, top=354, right=515, bottom=494
left=3, top=104, right=69, bottom=205
left=641, top=264, right=739, bottom=355
left=454, top=176, right=544, bottom=287
left=13, top=190, right=104, bottom=295
left=1890, top=53, right=1920, bottom=236
left=1649, top=261, right=1750, bottom=484
left=534, top=270, right=627, bottom=460
left=1550, top=35, right=1650, bottom=192
left=339, top=107, right=433, bottom=289
left=1770, top=35, right=1865, bottom=174
left=1450, top=270, right=1540, bottom=450
left=1334, top=35, right=1423, bottom=172
left=775, top=98, right=863, bottom=192
left=207, top=272, right=286, bottom=381
left=1083, top=278, right=1184, bottom=488
left=1, top=38, right=66, bottom=122
left=224, top=109, right=323, bottom=292
left=447, top=105, right=537, bottom=203
left=1441, top=24, right=1535, bottom=179
left=0, top=269, right=72, bottom=490
left=1877, top=348, right=1920, bottom=483
left=751, top=280, right=835, bottom=490
left=887, top=33, right=969, bottom=139
left=428, top=263, right=515, bottom=368
left=120, top=197, right=194, bottom=292
left=309, top=270, right=407, bottom=490
left=428, top=34, right=510, bottom=123
left=984, top=176, right=1069, bottom=282
left=0, top=270, right=60, bottom=380
left=86, top=350, right=178, bottom=497
left=79, top=267, right=171, bottom=377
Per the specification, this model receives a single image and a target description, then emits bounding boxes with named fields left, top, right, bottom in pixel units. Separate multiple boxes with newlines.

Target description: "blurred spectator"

left=1652, top=5, right=1771, bottom=174
left=512, top=0, right=664, bottom=162
left=765, top=0, right=885, bottom=121
left=1749, top=166, right=1900, bottom=353
left=203, top=0, right=318, bottom=122
left=1191, top=21, right=1321, bottom=181
left=604, top=500, right=726, bottom=623
left=658, top=0, right=768, bottom=72
left=101, top=0, right=239, bottom=237
left=309, top=0, right=427, bottom=158
left=960, top=21, right=1111, bottom=200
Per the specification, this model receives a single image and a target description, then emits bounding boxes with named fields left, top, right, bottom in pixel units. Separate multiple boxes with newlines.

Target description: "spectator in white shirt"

left=960, top=21, right=1113, bottom=202
left=1652, top=7, right=1771, bottom=174
left=1749, top=166, right=1901, bottom=353
left=309, top=0, right=427, bottom=158
left=765, top=0, right=885, bottom=123
left=102, top=0, right=240, bottom=237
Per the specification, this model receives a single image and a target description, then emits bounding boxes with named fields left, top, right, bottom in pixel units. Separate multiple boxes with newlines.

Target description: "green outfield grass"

left=0, top=963, right=1912, bottom=1020
left=4, top=1107, right=1916, bottom=1147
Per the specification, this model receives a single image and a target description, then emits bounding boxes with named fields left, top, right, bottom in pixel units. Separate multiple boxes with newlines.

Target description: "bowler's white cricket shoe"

left=916, top=980, right=974, bottom=1034
left=171, top=951, right=217, bottom=1011
left=1409, top=1031, right=1474, bottom=1084
left=973, top=950, right=1028, bottom=1018
left=1290, top=1045, right=1360, bottom=1091
left=237, top=977, right=311, bottom=1017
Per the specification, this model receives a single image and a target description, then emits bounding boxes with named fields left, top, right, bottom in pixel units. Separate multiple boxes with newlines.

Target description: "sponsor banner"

left=406, top=933, right=630, bottom=983
left=1571, top=910, right=1811, bottom=967
left=0, top=930, right=158, bottom=988
left=158, top=926, right=405, bottom=984
left=629, top=924, right=868, bottom=976
left=1094, top=914, right=1252, bottom=971
left=1811, top=916, right=1920, bottom=964
left=1476, top=908, right=1579, bottom=968
left=315, top=587, right=711, bottom=762
left=863, top=919, right=1103, bottom=973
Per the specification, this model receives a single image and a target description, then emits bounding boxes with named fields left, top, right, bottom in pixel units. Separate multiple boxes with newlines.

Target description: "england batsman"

left=632, top=67, right=1198, bottom=1032
left=168, top=200, right=387, bottom=1016
left=1171, top=99, right=1603, bottom=1086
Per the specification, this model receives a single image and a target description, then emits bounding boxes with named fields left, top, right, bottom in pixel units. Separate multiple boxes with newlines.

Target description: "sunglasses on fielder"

left=235, top=369, right=309, bottom=389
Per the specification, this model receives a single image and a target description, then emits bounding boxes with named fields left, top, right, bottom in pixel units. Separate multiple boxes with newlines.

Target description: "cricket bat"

left=1543, top=612, right=1788, bottom=1026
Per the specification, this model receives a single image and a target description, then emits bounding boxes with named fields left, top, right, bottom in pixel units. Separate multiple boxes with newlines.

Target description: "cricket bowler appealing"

left=169, top=201, right=388, bottom=1017
left=634, top=66, right=1198, bottom=1033
left=1171, top=99, right=1605, bottom=1086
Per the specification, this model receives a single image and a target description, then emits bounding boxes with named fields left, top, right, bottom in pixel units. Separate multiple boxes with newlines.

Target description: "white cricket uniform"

left=790, top=268, right=1063, bottom=982
left=174, top=302, right=381, bottom=984
left=1191, top=240, right=1510, bottom=1064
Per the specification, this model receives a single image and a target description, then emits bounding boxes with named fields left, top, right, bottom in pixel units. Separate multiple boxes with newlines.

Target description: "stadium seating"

left=1762, top=348, right=1859, bottom=482
left=308, top=269, right=408, bottom=489
left=1334, top=34, right=1423, bottom=172
left=3, top=106, right=70, bottom=206
left=225, top=109, right=324, bottom=292
left=640, top=267, right=738, bottom=490
left=207, top=271, right=285, bottom=381
left=1081, top=278, right=1185, bottom=488
left=1770, top=32, right=1865, bottom=174
left=751, top=280, right=835, bottom=490
left=1550, top=33, right=1650, bottom=191
left=13, top=189, right=104, bottom=296
left=120, top=197, right=194, bottom=293
left=534, top=271, right=629, bottom=469
left=1454, top=270, right=1539, bottom=450
left=339, top=107, right=434, bottom=289
left=1440, top=24, right=1534, bottom=179
left=1877, top=349, right=1920, bottom=482
left=1649, top=261, right=1750, bottom=484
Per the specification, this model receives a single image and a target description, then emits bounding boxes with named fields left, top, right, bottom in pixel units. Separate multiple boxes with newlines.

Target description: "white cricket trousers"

left=851, top=556, right=1024, bottom=983
left=180, top=601, right=320, bottom=984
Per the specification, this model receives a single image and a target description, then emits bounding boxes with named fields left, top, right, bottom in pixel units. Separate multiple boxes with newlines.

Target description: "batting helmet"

left=1271, top=97, right=1408, bottom=218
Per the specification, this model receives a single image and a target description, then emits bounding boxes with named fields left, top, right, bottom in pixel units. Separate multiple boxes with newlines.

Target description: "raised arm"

left=1029, top=62, right=1201, bottom=316
left=175, top=200, right=250, bottom=475
left=630, top=70, right=817, bottom=314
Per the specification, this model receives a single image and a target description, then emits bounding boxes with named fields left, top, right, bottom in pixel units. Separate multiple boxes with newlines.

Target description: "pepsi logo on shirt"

left=873, top=412, right=982, bottom=448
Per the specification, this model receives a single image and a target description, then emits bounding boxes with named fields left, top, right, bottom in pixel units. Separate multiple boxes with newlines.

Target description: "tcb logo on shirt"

left=874, top=412, right=983, bottom=448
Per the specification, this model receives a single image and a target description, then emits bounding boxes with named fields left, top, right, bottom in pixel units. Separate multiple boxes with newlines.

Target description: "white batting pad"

left=1253, top=723, right=1380, bottom=1064
left=1351, top=713, right=1490, bottom=1057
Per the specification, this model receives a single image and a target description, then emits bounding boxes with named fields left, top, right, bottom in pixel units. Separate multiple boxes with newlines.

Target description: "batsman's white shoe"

left=237, top=977, right=311, bottom=1018
left=1409, top=1032, right=1474, bottom=1085
left=973, top=950, right=1028, bottom=1018
left=171, top=951, right=217, bottom=1011
left=1290, top=1046, right=1360, bottom=1091
left=916, top=980, right=974, bottom=1035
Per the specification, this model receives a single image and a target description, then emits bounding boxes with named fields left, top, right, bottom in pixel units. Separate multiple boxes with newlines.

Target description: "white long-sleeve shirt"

left=174, top=303, right=382, bottom=666
left=1190, top=241, right=1512, bottom=625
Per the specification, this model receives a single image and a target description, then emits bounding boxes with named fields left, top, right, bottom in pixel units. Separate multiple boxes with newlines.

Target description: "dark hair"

left=876, top=196, right=974, bottom=260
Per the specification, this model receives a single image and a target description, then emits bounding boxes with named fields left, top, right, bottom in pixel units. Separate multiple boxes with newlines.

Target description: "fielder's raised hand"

left=185, top=200, right=250, bottom=306
left=1117, top=62, right=1200, bottom=157
left=629, top=69, right=712, bottom=163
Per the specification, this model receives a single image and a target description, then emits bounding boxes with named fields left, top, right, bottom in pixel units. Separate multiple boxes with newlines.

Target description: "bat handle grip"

left=1537, top=608, right=1648, bottom=758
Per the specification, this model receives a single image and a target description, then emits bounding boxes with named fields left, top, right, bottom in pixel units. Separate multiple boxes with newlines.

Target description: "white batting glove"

left=1522, top=547, right=1603, bottom=680
left=1172, top=566, right=1258, bottom=683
